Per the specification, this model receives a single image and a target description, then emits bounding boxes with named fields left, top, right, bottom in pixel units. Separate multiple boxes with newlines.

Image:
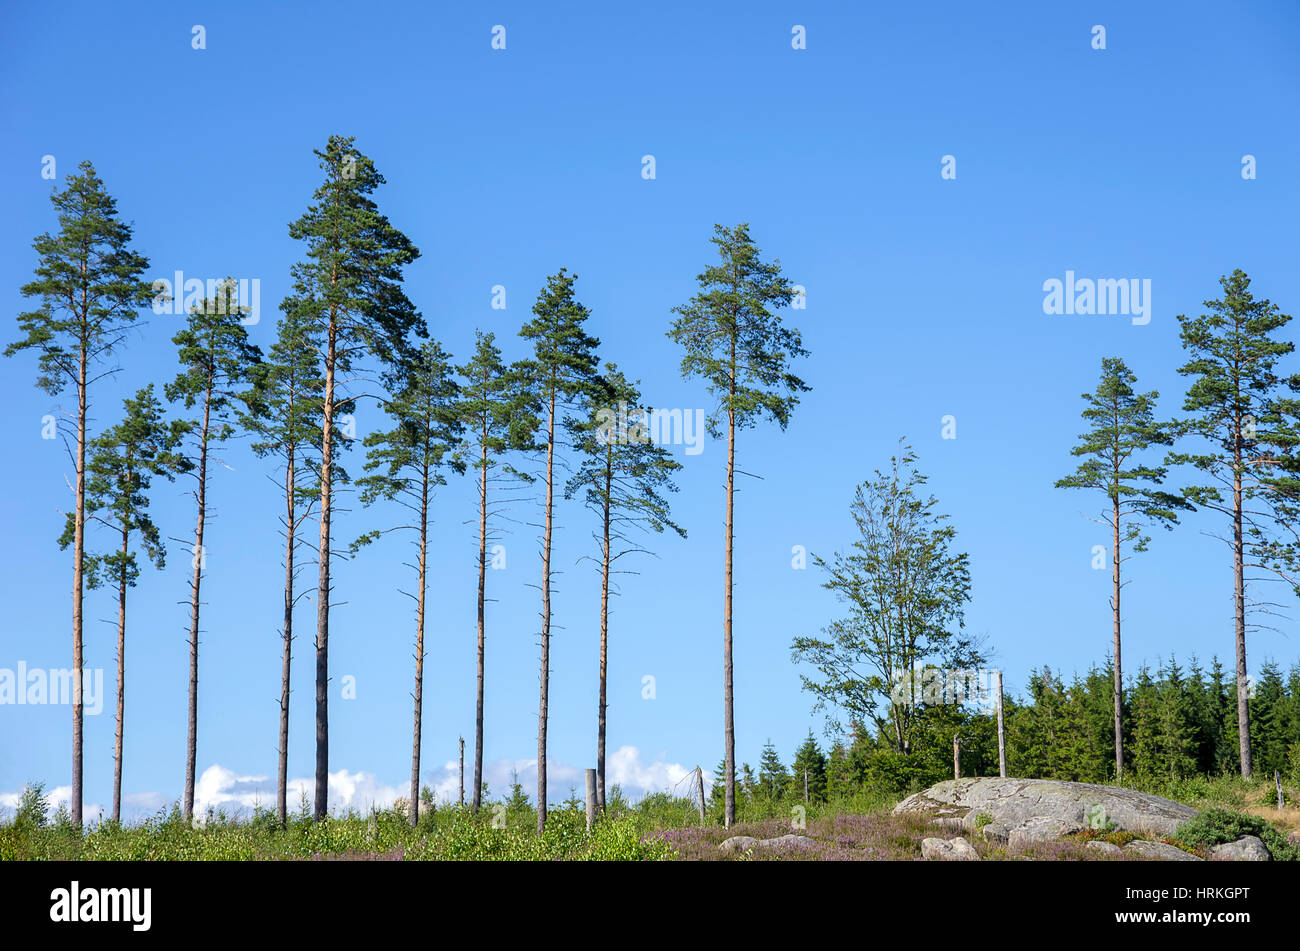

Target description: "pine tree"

left=6, top=162, right=153, bottom=826
left=791, top=731, right=828, bottom=802
left=455, top=331, right=539, bottom=812
left=283, top=136, right=424, bottom=819
left=669, top=222, right=809, bottom=828
left=72, top=385, right=188, bottom=822
left=566, top=364, right=685, bottom=809
left=1171, top=270, right=1300, bottom=777
left=351, top=339, right=463, bottom=826
left=518, top=269, right=601, bottom=832
left=1056, top=356, right=1188, bottom=778
left=166, top=279, right=262, bottom=821
left=757, top=739, right=790, bottom=801
left=240, top=305, right=331, bottom=827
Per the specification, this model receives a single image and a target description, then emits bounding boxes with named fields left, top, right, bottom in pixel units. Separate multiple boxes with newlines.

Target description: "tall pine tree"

left=1171, top=270, right=1299, bottom=777
left=566, top=364, right=685, bottom=809
left=455, top=331, right=539, bottom=812
left=166, top=279, right=262, bottom=821
left=6, top=161, right=152, bottom=826
left=351, top=340, right=463, bottom=826
left=73, top=385, right=188, bottom=822
left=669, top=223, right=810, bottom=828
left=283, top=135, right=424, bottom=819
left=1056, top=356, right=1188, bottom=778
left=518, top=269, right=601, bottom=832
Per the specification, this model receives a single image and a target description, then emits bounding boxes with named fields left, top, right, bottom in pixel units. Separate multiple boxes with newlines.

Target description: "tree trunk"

left=71, top=347, right=87, bottom=829
left=537, top=388, right=555, bottom=833
left=723, top=362, right=736, bottom=829
left=112, top=524, right=128, bottom=824
left=473, top=435, right=487, bottom=811
left=1112, top=493, right=1123, bottom=779
left=410, top=465, right=429, bottom=828
left=1234, top=462, right=1251, bottom=778
left=315, top=320, right=336, bottom=821
left=278, top=448, right=295, bottom=828
left=597, top=445, right=612, bottom=811
left=183, top=380, right=212, bottom=822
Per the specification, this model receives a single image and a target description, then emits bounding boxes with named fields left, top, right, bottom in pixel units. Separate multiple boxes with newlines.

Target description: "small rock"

left=921, top=836, right=981, bottom=861
left=1208, top=835, right=1271, bottom=861
left=1124, top=839, right=1203, bottom=861
left=1086, top=840, right=1122, bottom=855
left=718, top=833, right=817, bottom=854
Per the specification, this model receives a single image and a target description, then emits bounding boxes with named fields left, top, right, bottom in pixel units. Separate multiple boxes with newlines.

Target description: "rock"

left=921, top=836, right=981, bottom=861
left=1085, top=840, right=1122, bottom=855
left=718, top=833, right=817, bottom=854
left=894, top=778, right=1198, bottom=851
left=1208, top=835, right=1271, bottom=861
left=1008, top=816, right=1081, bottom=851
left=1124, top=840, right=1202, bottom=861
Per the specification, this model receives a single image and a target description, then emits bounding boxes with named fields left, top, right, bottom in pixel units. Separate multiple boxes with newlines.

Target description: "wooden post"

left=1277, top=770, right=1284, bottom=812
left=696, top=766, right=706, bottom=826
left=585, top=769, right=597, bottom=830
left=995, top=670, right=1007, bottom=779
left=804, top=767, right=809, bottom=803
left=458, top=736, right=465, bottom=807
left=953, top=734, right=961, bottom=780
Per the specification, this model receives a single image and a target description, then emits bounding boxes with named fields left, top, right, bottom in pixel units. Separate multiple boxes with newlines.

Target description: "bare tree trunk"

left=315, top=321, right=336, bottom=821
left=278, top=450, right=295, bottom=828
left=473, top=436, right=487, bottom=811
left=409, top=467, right=429, bottom=828
left=459, top=736, right=465, bottom=807
left=1112, top=493, right=1123, bottom=779
left=995, top=669, right=1007, bottom=778
left=71, top=349, right=87, bottom=829
left=723, top=386, right=736, bottom=829
left=112, top=525, right=128, bottom=824
left=183, top=381, right=212, bottom=822
left=596, top=448, right=611, bottom=811
left=537, top=388, right=555, bottom=833
left=1234, top=463, right=1252, bottom=778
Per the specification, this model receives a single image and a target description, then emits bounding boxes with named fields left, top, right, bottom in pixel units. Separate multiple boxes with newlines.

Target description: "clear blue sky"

left=2, top=1, right=1298, bottom=819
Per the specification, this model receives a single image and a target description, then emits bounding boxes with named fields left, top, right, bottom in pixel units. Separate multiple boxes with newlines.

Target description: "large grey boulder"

left=1208, top=835, right=1271, bottom=861
left=921, top=836, right=981, bottom=861
left=894, top=778, right=1198, bottom=848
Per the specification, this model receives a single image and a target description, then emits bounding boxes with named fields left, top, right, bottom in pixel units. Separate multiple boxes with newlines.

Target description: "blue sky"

left=2, top=1, right=1299, bottom=820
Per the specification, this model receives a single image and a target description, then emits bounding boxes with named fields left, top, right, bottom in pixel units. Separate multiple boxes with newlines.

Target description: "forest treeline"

left=726, top=658, right=1300, bottom=808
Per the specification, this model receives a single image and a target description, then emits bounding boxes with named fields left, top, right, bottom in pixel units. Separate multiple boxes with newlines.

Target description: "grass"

left=2, top=775, right=1296, bottom=861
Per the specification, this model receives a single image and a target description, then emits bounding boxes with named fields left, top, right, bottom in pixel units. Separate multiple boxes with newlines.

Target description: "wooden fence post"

left=696, top=766, right=706, bottom=825
left=995, top=670, right=1007, bottom=778
left=585, top=769, right=597, bottom=830
left=953, top=734, right=961, bottom=780
left=1277, top=770, right=1285, bottom=812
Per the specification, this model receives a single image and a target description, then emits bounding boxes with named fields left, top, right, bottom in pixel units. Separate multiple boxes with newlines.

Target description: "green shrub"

left=1173, top=808, right=1298, bottom=861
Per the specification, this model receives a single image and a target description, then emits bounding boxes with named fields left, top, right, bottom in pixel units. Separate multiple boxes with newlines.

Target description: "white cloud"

left=1, top=747, right=704, bottom=822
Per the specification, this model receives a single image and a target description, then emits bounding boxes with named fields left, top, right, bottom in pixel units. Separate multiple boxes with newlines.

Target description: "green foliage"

left=1173, top=808, right=1299, bottom=861
left=667, top=222, right=809, bottom=436
left=791, top=443, right=981, bottom=752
